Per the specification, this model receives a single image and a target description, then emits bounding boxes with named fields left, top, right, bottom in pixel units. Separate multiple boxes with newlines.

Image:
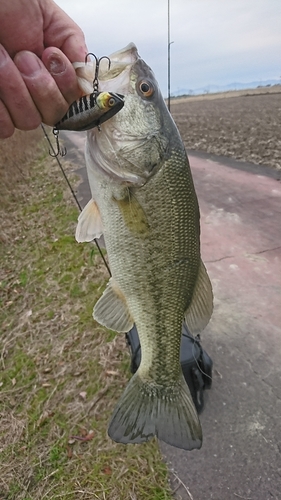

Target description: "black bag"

left=125, top=322, right=213, bottom=414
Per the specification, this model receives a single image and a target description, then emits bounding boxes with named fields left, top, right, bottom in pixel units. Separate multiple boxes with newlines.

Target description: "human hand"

left=0, top=0, right=88, bottom=139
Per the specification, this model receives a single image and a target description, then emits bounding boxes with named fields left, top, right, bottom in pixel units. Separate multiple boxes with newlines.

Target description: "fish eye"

left=138, top=80, right=154, bottom=97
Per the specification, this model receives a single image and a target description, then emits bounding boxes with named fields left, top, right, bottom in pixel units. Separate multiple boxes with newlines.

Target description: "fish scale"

left=106, top=154, right=200, bottom=382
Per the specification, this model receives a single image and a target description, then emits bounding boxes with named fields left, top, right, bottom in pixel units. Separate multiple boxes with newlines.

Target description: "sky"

left=56, top=0, right=281, bottom=97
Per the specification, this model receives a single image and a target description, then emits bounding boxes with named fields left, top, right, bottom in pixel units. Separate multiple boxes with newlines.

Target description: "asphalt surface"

left=62, top=131, right=281, bottom=500
left=162, top=154, right=281, bottom=500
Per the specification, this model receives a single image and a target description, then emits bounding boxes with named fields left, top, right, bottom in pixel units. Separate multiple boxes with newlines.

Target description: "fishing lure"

left=55, top=91, right=124, bottom=132
left=50, top=53, right=124, bottom=157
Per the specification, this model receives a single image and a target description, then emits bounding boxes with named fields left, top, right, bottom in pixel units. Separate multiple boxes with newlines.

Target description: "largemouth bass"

left=75, top=43, right=213, bottom=450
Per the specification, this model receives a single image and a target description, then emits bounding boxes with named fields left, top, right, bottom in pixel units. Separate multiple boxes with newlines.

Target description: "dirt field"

left=170, top=87, right=281, bottom=171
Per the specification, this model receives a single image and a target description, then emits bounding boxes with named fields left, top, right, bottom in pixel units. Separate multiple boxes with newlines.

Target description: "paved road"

left=62, top=132, right=281, bottom=500
left=162, top=153, right=281, bottom=500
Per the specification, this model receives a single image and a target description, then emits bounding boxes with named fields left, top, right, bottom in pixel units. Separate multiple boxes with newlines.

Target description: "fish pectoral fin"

left=113, top=191, right=150, bottom=237
left=75, top=199, right=103, bottom=243
left=108, top=373, right=202, bottom=450
left=184, top=259, right=213, bottom=334
left=93, top=278, right=134, bottom=333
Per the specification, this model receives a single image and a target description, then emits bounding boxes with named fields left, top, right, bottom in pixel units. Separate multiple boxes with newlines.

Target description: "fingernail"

left=15, top=51, right=42, bottom=76
left=45, top=53, right=66, bottom=76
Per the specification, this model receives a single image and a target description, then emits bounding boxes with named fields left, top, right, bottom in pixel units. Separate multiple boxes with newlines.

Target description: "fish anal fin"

left=75, top=199, right=103, bottom=243
left=184, top=259, right=213, bottom=334
left=108, top=373, right=202, bottom=450
left=93, top=278, right=134, bottom=333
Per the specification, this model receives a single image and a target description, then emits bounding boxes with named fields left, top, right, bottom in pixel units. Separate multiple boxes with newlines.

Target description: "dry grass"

left=0, top=130, right=171, bottom=500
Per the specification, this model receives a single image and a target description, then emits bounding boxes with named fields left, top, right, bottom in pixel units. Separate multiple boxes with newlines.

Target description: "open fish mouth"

left=74, top=43, right=140, bottom=97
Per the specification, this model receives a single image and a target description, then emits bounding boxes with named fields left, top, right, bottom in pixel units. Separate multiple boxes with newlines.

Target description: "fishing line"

left=182, top=330, right=213, bottom=381
left=41, top=123, right=111, bottom=276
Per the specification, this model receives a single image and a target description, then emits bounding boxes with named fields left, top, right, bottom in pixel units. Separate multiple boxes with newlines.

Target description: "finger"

left=14, top=50, right=69, bottom=126
left=60, top=31, right=88, bottom=63
left=42, top=47, right=81, bottom=104
left=43, top=4, right=88, bottom=62
left=0, top=99, right=15, bottom=139
left=0, top=44, right=42, bottom=131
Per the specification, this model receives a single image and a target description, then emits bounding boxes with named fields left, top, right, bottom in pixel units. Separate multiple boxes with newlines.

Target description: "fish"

left=74, top=43, right=213, bottom=450
left=55, top=91, right=124, bottom=131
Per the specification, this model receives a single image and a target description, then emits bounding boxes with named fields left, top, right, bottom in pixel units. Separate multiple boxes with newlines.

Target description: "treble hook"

left=85, top=52, right=111, bottom=94
left=49, top=128, right=67, bottom=158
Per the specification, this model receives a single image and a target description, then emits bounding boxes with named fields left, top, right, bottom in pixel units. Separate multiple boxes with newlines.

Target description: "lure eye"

left=108, top=97, right=116, bottom=107
left=138, top=80, right=154, bottom=97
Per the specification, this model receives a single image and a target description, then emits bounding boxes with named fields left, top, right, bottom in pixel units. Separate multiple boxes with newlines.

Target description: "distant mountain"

left=171, top=78, right=281, bottom=97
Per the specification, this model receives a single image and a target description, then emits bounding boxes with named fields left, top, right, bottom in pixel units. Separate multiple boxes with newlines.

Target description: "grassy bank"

left=0, top=130, right=172, bottom=500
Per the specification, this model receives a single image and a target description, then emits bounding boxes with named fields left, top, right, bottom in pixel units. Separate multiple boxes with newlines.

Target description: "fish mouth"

left=97, top=43, right=139, bottom=95
left=99, top=43, right=139, bottom=78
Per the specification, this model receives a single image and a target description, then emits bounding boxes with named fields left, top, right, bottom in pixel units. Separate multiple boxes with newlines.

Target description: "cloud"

left=56, top=0, right=281, bottom=94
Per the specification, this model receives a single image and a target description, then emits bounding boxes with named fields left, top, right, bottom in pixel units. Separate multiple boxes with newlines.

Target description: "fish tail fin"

left=108, top=373, right=202, bottom=450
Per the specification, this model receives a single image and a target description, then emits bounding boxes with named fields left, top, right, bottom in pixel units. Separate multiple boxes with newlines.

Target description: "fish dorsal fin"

left=75, top=199, right=103, bottom=243
left=184, top=260, right=213, bottom=334
left=93, top=278, right=134, bottom=333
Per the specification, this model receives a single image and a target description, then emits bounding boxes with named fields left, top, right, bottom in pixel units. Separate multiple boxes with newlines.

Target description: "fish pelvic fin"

left=75, top=199, right=103, bottom=243
left=184, top=259, right=213, bottom=335
left=93, top=278, right=134, bottom=333
left=108, top=373, right=202, bottom=450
